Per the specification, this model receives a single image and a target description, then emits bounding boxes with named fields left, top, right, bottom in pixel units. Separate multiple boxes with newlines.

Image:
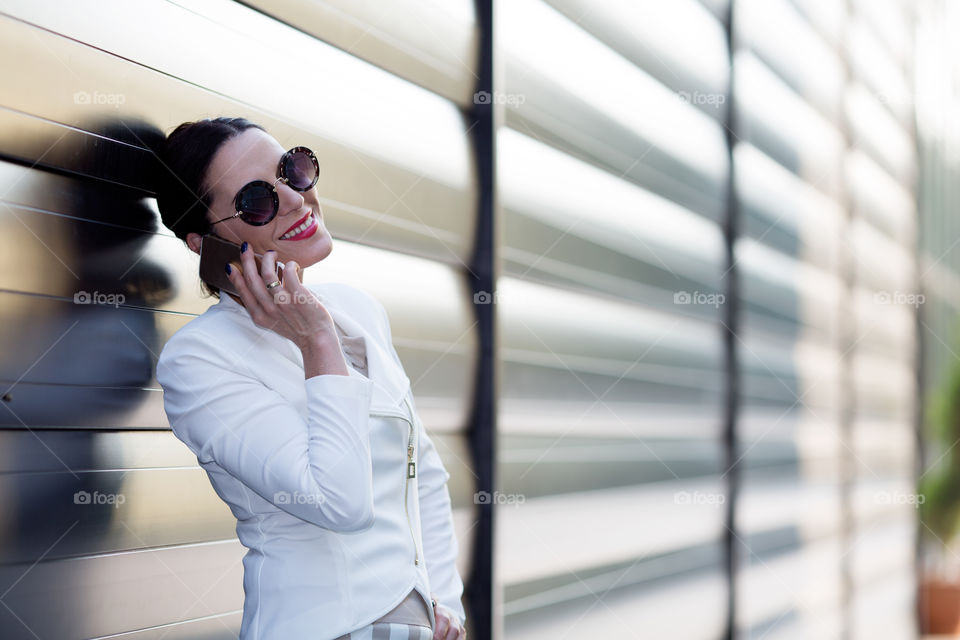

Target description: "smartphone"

left=198, top=233, right=283, bottom=297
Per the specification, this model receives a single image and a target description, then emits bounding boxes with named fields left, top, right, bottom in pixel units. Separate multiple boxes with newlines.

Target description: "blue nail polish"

left=225, top=263, right=232, bottom=274
left=241, top=241, right=248, bottom=253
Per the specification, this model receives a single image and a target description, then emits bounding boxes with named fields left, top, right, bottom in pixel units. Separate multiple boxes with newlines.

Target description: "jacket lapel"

left=322, top=292, right=412, bottom=411
left=213, top=285, right=410, bottom=413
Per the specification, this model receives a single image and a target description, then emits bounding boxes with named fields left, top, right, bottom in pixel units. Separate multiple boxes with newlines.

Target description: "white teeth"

left=279, top=213, right=314, bottom=240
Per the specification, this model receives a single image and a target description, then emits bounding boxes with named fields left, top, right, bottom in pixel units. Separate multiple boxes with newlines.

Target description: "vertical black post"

left=466, top=1, right=496, bottom=638
left=721, top=2, right=741, bottom=639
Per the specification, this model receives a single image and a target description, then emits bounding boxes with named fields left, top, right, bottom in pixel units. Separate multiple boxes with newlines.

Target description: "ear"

left=186, top=232, right=203, bottom=255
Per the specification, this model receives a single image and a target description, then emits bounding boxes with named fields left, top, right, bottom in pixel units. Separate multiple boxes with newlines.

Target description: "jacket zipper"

left=370, top=396, right=421, bottom=566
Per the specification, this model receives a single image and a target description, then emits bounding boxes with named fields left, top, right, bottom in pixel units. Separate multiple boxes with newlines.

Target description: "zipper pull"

left=407, top=445, right=416, bottom=478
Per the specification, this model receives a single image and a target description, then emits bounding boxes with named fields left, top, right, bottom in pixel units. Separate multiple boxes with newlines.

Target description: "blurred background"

left=0, top=0, right=958, bottom=639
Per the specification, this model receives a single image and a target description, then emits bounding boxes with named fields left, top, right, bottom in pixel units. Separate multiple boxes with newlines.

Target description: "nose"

left=275, top=179, right=306, bottom=218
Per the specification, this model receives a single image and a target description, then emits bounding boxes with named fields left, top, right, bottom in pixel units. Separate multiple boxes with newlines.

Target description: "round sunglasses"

left=209, top=146, right=319, bottom=227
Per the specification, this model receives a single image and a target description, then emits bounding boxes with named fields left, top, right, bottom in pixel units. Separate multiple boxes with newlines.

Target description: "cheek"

left=254, top=226, right=281, bottom=250
left=230, top=223, right=277, bottom=252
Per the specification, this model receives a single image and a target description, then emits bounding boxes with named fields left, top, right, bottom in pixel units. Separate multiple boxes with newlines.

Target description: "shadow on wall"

left=0, top=117, right=181, bottom=637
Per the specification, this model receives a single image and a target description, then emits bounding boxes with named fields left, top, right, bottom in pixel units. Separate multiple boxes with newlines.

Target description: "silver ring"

left=265, top=280, right=282, bottom=290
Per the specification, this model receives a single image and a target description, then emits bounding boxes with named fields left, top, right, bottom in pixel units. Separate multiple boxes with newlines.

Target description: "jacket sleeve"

left=156, top=328, right=377, bottom=532
left=372, top=299, right=467, bottom=626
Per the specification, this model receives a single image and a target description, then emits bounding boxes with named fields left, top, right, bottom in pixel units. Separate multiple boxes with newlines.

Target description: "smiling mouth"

left=278, top=210, right=317, bottom=241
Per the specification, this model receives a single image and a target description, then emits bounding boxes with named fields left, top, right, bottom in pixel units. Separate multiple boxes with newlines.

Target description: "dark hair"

left=152, top=117, right=266, bottom=298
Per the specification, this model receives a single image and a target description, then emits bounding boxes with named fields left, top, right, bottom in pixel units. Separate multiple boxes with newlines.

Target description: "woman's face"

left=199, top=128, right=333, bottom=269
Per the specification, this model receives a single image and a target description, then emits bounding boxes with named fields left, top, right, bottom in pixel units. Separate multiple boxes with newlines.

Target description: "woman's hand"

left=431, top=593, right=466, bottom=640
left=225, top=245, right=338, bottom=352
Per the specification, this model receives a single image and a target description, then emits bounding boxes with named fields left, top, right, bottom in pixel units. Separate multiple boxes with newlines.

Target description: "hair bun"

left=148, top=117, right=267, bottom=298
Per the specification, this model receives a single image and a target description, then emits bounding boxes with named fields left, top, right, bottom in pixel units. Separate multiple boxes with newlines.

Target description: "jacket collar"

left=213, top=284, right=411, bottom=413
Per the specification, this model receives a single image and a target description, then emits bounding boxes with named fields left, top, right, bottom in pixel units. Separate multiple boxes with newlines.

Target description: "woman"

left=152, top=117, right=467, bottom=640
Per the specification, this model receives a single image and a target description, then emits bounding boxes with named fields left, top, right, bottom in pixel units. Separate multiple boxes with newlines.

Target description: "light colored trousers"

left=339, top=621, right=433, bottom=640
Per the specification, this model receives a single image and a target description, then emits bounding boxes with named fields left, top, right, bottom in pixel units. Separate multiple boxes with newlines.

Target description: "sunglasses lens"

left=237, top=183, right=277, bottom=225
left=283, top=149, right=318, bottom=190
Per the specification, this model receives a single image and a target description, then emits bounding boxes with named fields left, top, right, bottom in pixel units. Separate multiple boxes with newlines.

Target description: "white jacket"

left=156, top=281, right=466, bottom=640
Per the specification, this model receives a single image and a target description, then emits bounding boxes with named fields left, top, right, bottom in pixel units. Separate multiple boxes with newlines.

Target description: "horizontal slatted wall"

left=0, top=1, right=930, bottom=638
left=732, top=0, right=920, bottom=637
left=732, top=0, right=848, bottom=636
left=497, top=1, right=730, bottom=637
left=0, top=0, right=480, bottom=638
left=843, top=1, right=919, bottom=637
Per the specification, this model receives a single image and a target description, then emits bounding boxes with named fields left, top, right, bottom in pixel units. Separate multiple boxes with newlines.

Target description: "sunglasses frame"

left=210, top=146, right=319, bottom=228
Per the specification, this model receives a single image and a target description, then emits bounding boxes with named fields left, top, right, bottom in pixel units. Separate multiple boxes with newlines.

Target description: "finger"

left=225, top=260, right=267, bottom=317
left=433, top=615, right=449, bottom=640
left=259, top=249, right=280, bottom=285
left=239, top=243, right=279, bottom=313
left=280, top=260, right=310, bottom=307
left=259, top=250, right=290, bottom=305
left=234, top=249, right=282, bottom=328
left=281, top=260, right=303, bottom=291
